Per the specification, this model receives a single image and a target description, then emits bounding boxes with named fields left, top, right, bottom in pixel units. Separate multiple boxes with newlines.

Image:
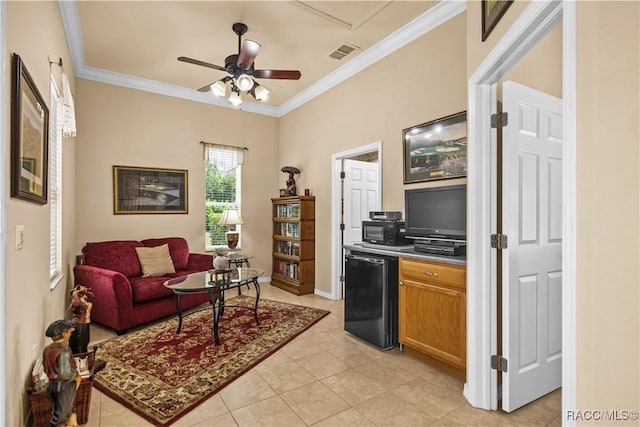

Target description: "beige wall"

left=500, top=23, right=562, bottom=98
left=5, top=1, right=77, bottom=424
left=75, top=80, right=280, bottom=271
left=279, top=13, right=467, bottom=294
left=575, top=1, right=639, bottom=419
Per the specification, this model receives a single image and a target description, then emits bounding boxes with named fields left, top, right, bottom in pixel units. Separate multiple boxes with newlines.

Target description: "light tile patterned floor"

left=86, top=284, right=561, bottom=426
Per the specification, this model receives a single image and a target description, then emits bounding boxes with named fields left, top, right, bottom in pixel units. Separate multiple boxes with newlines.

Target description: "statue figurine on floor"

left=281, top=166, right=300, bottom=196
left=43, top=319, right=81, bottom=427
left=68, top=285, right=94, bottom=354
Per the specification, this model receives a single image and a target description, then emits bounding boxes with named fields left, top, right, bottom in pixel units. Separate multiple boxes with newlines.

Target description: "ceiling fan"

left=178, top=22, right=302, bottom=105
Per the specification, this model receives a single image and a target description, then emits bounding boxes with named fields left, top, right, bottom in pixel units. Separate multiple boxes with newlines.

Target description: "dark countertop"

left=344, top=242, right=466, bottom=266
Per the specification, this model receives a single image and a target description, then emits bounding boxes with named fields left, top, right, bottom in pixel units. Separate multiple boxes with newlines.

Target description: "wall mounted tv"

left=404, top=184, right=467, bottom=241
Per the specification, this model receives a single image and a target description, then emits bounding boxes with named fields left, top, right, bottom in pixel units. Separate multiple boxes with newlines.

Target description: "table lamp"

left=219, top=207, right=244, bottom=251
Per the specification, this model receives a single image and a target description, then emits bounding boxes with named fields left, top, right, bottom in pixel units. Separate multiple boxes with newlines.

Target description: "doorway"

left=329, top=142, right=382, bottom=301
left=465, top=0, right=576, bottom=417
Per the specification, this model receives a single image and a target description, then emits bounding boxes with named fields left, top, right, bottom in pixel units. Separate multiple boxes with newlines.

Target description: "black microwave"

left=362, top=220, right=408, bottom=246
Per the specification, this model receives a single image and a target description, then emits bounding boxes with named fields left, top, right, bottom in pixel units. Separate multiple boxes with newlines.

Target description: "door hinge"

left=340, top=171, right=346, bottom=179
left=340, top=223, right=345, bottom=231
left=339, top=274, right=345, bottom=283
left=491, top=233, right=508, bottom=249
left=491, top=112, right=508, bottom=128
left=491, top=355, right=508, bottom=372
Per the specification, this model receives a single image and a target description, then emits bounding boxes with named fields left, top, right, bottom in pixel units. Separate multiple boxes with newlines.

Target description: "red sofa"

left=73, top=237, right=213, bottom=334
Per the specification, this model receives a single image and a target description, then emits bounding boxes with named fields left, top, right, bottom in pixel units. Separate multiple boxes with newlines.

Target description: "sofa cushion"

left=129, top=276, right=175, bottom=303
left=82, top=240, right=145, bottom=278
left=142, top=237, right=190, bottom=270
left=135, top=244, right=176, bottom=277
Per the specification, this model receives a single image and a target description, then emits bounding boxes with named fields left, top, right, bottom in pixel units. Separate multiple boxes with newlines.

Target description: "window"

left=204, top=144, right=243, bottom=251
left=49, top=79, right=63, bottom=287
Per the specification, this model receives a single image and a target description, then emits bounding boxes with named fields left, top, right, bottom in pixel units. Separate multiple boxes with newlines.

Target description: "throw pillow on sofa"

left=135, top=244, right=176, bottom=277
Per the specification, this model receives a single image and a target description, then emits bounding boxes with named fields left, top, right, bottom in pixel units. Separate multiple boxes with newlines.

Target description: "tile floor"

left=86, top=284, right=561, bottom=426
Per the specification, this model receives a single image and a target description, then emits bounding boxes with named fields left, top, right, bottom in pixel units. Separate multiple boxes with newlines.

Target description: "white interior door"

left=343, top=159, right=379, bottom=245
left=502, top=80, right=563, bottom=412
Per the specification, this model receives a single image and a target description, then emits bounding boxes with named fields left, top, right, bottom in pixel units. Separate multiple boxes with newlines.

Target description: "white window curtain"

left=203, top=143, right=244, bottom=173
left=61, top=72, right=76, bottom=138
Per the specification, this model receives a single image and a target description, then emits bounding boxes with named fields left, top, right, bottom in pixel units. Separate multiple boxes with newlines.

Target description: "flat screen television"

left=404, top=184, right=467, bottom=241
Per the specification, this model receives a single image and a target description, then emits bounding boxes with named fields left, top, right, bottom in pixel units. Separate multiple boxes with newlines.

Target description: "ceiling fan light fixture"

left=236, top=74, right=254, bottom=92
left=254, top=84, right=269, bottom=101
left=228, top=90, right=243, bottom=106
left=210, top=80, right=226, bottom=97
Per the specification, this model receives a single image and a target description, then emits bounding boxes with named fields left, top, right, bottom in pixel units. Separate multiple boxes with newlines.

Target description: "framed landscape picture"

left=11, top=54, right=49, bottom=205
left=402, top=111, right=467, bottom=184
left=113, top=165, right=188, bottom=214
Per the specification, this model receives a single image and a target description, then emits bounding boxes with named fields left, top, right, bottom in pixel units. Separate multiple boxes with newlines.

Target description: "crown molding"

left=58, top=0, right=466, bottom=118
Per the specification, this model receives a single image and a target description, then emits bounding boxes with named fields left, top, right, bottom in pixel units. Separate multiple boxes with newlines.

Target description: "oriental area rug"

left=93, top=296, right=329, bottom=426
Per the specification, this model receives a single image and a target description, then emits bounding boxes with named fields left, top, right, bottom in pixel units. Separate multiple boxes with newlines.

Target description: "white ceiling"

left=59, top=1, right=466, bottom=117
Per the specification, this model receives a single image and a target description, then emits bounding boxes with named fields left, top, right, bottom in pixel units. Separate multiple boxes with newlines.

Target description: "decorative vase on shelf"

left=213, top=250, right=228, bottom=270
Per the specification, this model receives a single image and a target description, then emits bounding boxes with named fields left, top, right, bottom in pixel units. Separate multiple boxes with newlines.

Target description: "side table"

left=226, top=254, right=253, bottom=295
left=226, top=253, right=252, bottom=268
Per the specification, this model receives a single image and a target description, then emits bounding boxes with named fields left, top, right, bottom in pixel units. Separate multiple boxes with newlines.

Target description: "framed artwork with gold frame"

left=11, top=54, right=49, bottom=205
left=113, top=165, right=188, bottom=214
left=482, top=0, right=514, bottom=41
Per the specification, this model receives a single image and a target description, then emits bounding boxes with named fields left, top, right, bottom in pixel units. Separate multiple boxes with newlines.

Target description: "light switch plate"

left=15, top=225, right=24, bottom=250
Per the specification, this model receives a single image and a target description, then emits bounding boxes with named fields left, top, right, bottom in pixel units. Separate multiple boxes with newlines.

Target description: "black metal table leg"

left=252, top=278, right=260, bottom=325
left=174, top=294, right=183, bottom=333
left=209, top=289, right=221, bottom=346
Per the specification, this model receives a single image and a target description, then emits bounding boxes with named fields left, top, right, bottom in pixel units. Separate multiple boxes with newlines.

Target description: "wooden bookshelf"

left=271, top=196, right=315, bottom=295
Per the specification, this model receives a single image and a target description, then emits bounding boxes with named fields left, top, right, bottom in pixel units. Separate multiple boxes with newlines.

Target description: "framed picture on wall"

left=10, top=54, right=49, bottom=205
left=113, top=165, right=188, bottom=214
left=402, top=111, right=467, bottom=184
left=482, top=0, right=514, bottom=41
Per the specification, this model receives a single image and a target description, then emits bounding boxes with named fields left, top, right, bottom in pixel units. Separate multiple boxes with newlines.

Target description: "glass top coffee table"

left=164, top=268, right=264, bottom=346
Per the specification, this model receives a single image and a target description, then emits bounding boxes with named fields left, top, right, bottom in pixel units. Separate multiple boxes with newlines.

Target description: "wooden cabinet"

left=271, top=196, right=315, bottom=295
left=399, top=257, right=466, bottom=378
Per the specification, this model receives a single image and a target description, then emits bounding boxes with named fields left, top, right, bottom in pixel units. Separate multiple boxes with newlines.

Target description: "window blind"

left=204, top=144, right=243, bottom=248
left=49, top=79, right=62, bottom=283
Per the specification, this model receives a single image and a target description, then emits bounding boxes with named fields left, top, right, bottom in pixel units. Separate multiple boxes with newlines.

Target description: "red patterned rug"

left=93, top=295, right=329, bottom=426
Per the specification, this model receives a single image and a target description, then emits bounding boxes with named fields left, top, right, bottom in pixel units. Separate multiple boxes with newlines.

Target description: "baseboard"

left=314, top=288, right=336, bottom=300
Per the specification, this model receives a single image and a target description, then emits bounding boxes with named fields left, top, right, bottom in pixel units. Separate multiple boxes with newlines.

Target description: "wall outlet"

left=15, top=225, right=24, bottom=251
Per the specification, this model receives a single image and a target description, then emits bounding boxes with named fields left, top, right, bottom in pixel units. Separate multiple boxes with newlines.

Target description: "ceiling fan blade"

left=177, top=56, right=227, bottom=73
left=197, top=82, right=216, bottom=92
left=237, top=40, right=260, bottom=68
left=253, top=69, right=302, bottom=80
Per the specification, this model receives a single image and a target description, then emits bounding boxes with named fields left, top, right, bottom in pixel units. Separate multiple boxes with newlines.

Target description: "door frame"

left=465, top=0, right=576, bottom=420
left=329, top=141, right=382, bottom=301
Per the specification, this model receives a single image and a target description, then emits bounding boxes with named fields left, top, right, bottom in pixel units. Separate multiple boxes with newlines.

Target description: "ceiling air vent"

left=329, top=43, right=359, bottom=60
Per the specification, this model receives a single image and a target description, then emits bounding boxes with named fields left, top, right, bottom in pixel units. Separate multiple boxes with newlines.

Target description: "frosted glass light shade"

left=254, top=85, right=269, bottom=101
left=236, top=74, right=254, bottom=91
left=210, top=80, right=226, bottom=97
left=228, top=91, right=243, bottom=106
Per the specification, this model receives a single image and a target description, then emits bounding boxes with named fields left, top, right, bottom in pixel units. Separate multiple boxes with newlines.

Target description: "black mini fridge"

left=344, top=251, right=398, bottom=349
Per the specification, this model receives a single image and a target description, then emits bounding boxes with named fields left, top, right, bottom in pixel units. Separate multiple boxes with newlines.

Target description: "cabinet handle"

left=399, top=280, right=404, bottom=286
left=423, top=271, right=438, bottom=277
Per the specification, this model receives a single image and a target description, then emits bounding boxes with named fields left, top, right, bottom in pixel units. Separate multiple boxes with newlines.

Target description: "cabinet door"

left=399, top=277, right=466, bottom=369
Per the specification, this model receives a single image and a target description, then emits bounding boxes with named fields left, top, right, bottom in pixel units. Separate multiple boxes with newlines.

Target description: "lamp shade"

left=210, top=80, right=226, bottom=97
left=228, top=91, right=243, bottom=106
left=254, top=84, right=269, bottom=101
left=236, top=74, right=254, bottom=91
left=219, top=207, right=244, bottom=225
